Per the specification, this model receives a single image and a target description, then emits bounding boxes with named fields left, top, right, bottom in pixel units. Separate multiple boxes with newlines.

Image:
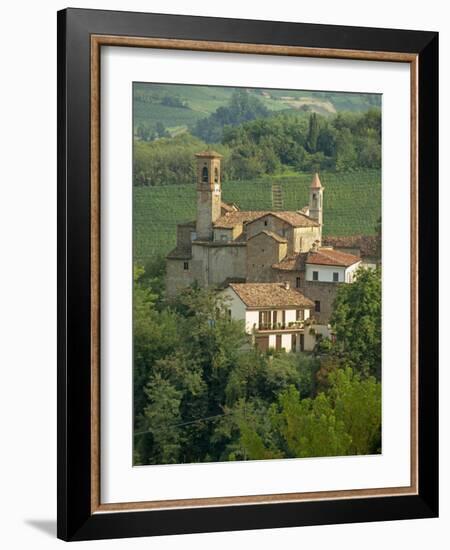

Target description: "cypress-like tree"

left=306, top=112, right=319, bottom=153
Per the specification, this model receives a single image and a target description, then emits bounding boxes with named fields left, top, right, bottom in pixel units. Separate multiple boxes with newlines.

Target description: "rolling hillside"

left=133, top=83, right=381, bottom=135
left=134, top=170, right=381, bottom=262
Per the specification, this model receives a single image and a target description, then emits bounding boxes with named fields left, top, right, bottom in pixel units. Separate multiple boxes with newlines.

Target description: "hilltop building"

left=166, top=151, right=371, bottom=351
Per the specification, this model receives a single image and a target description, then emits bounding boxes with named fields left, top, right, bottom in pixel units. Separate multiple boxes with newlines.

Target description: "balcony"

left=255, top=321, right=305, bottom=333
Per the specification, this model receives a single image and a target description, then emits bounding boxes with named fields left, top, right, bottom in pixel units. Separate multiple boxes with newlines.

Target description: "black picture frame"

left=57, top=7, right=438, bottom=541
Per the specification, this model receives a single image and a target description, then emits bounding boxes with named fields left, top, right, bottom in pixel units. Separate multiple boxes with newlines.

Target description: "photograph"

left=132, top=83, right=382, bottom=466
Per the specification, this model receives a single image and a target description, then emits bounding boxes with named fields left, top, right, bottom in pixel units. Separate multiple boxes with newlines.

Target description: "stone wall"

left=213, top=228, right=234, bottom=242
left=213, top=224, right=243, bottom=242
left=246, top=214, right=289, bottom=241
left=176, top=223, right=195, bottom=249
left=208, top=244, right=247, bottom=286
left=166, top=258, right=195, bottom=296
left=191, top=242, right=247, bottom=287
left=196, top=188, right=221, bottom=240
left=247, top=233, right=287, bottom=282
left=293, top=226, right=322, bottom=253
left=272, top=269, right=305, bottom=290
left=302, top=280, right=340, bottom=324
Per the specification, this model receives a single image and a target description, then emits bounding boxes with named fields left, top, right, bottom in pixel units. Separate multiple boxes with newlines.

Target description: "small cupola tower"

left=195, top=150, right=223, bottom=240
left=309, top=172, right=324, bottom=228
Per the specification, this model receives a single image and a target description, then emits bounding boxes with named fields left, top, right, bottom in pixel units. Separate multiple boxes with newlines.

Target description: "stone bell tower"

left=195, top=150, right=223, bottom=241
left=309, top=172, right=324, bottom=229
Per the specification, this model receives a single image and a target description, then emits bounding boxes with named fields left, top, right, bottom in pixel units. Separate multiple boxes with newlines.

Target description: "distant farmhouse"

left=166, top=151, right=377, bottom=352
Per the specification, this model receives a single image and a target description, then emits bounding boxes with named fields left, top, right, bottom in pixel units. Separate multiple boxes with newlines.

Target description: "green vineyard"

left=133, top=170, right=381, bottom=262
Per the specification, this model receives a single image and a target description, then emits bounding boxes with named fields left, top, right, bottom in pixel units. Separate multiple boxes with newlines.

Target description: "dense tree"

left=328, top=368, right=381, bottom=454
left=133, top=265, right=179, bottom=423
left=273, top=386, right=351, bottom=458
left=133, top=133, right=224, bottom=186
left=306, top=112, right=320, bottom=153
left=142, top=374, right=183, bottom=464
left=376, top=216, right=382, bottom=262
left=335, top=127, right=358, bottom=171
left=161, top=95, right=187, bottom=108
left=135, top=123, right=155, bottom=142
left=227, top=367, right=381, bottom=461
left=134, top=107, right=381, bottom=185
left=192, top=90, right=269, bottom=143
left=133, top=263, right=381, bottom=465
left=155, top=121, right=169, bottom=138
left=329, top=266, right=382, bottom=379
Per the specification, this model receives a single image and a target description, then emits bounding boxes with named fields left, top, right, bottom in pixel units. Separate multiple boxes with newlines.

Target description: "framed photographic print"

left=57, top=8, right=439, bottom=541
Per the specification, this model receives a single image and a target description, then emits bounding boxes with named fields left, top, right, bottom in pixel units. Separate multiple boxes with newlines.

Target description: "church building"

left=166, top=151, right=365, bottom=351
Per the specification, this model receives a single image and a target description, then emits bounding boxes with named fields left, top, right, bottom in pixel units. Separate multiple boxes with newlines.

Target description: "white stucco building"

left=221, top=282, right=317, bottom=352
left=305, top=247, right=361, bottom=283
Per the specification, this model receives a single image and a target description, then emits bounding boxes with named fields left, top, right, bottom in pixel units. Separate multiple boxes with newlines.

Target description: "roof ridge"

left=253, top=230, right=288, bottom=242
left=228, top=282, right=314, bottom=308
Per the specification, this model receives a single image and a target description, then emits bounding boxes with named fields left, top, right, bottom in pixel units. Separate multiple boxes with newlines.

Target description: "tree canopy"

left=192, top=90, right=270, bottom=144
left=328, top=266, right=382, bottom=379
left=133, top=264, right=382, bottom=466
left=133, top=95, right=382, bottom=186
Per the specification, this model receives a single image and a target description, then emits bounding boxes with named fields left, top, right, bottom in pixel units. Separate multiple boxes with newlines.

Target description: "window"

left=296, top=309, right=304, bottom=321
left=314, top=300, right=321, bottom=313
left=312, top=271, right=319, bottom=281
left=190, top=231, right=197, bottom=242
left=333, top=272, right=339, bottom=282
left=202, top=165, right=208, bottom=183
left=183, top=261, right=189, bottom=270
left=296, top=277, right=301, bottom=288
left=214, top=167, right=219, bottom=183
left=264, top=220, right=268, bottom=226
left=220, top=234, right=228, bottom=242
left=259, top=310, right=271, bottom=329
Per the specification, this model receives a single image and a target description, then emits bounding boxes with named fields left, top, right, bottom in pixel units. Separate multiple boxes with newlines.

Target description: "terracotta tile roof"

left=229, top=283, right=314, bottom=309
left=250, top=211, right=320, bottom=228
left=166, top=246, right=192, bottom=260
left=220, top=201, right=239, bottom=213
left=214, top=210, right=319, bottom=229
left=194, top=150, right=223, bottom=158
left=218, top=277, right=246, bottom=289
left=272, top=253, right=308, bottom=271
left=306, top=248, right=361, bottom=267
left=322, top=235, right=378, bottom=258
left=248, top=230, right=287, bottom=243
left=213, top=211, right=268, bottom=229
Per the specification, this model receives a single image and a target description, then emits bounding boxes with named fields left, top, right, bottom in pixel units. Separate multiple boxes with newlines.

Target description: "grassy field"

left=134, top=170, right=381, bottom=262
